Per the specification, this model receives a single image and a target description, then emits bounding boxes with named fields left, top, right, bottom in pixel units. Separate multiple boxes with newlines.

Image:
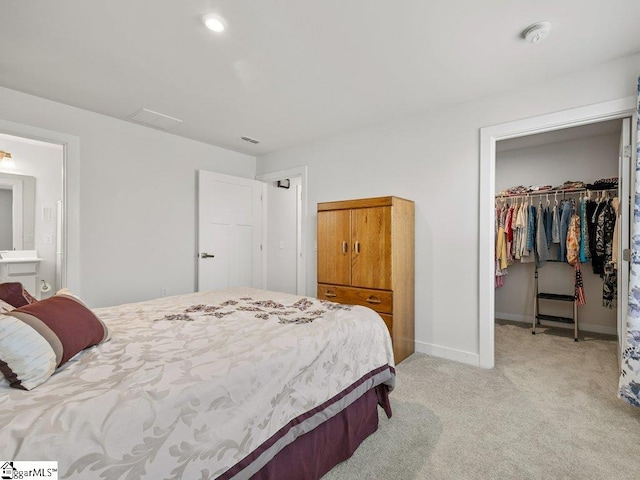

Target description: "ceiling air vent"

left=127, top=108, right=183, bottom=130
left=240, top=136, right=260, bottom=144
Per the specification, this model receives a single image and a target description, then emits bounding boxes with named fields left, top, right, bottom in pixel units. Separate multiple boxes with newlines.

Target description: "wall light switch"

left=279, top=240, right=285, bottom=250
left=41, top=206, right=52, bottom=222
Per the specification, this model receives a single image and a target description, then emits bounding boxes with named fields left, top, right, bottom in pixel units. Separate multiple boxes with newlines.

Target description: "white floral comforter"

left=0, top=288, right=395, bottom=479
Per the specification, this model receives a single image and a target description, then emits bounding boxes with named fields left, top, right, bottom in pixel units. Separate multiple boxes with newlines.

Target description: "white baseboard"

left=495, top=312, right=617, bottom=336
left=414, top=340, right=480, bottom=367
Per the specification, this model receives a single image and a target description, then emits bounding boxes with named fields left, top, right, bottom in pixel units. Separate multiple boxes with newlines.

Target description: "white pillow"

left=0, top=299, right=14, bottom=314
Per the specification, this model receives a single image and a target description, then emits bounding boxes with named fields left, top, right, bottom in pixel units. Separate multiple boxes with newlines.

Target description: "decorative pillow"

left=0, top=282, right=38, bottom=308
left=0, top=299, right=15, bottom=314
left=0, top=293, right=110, bottom=390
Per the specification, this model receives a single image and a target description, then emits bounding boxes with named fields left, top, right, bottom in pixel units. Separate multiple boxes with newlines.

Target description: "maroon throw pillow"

left=0, top=282, right=37, bottom=308
left=8, top=294, right=110, bottom=367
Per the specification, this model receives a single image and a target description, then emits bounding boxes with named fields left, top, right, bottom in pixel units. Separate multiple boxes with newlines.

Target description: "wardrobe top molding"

left=317, top=196, right=414, bottom=211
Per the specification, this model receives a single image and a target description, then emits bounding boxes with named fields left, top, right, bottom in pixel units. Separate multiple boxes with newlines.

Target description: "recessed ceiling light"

left=202, top=13, right=226, bottom=33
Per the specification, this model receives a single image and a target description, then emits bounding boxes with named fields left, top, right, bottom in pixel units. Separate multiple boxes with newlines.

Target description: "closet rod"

left=495, top=187, right=618, bottom=201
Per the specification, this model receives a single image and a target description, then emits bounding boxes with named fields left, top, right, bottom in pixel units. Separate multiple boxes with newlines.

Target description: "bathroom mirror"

left=0, top=172, right=36, bottom=251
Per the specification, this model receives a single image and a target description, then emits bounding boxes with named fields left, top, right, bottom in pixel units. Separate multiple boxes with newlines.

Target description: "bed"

left=0, top=287, right=395, bottom=479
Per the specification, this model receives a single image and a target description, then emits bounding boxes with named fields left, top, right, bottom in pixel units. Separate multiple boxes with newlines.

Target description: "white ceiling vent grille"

left=127, top=108, right=183, bottom=130
left=240, top=136, right=260, bottom=144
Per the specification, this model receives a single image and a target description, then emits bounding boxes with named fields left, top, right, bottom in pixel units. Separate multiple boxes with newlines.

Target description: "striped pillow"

left=0, top=294, right=110, bottom=390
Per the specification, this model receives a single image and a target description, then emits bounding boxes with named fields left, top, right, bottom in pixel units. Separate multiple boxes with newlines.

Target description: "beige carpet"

left=322, top=322, right=640, bottom=480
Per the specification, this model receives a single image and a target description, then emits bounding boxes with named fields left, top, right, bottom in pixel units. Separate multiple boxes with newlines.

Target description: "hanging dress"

left=597, top=199, right=617, bottom=308
left=567, top=214, right=581, bottom=266
left=579, top=197, right=590, bottom=263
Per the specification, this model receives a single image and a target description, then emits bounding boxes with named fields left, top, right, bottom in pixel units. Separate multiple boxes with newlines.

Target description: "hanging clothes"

left=536, top=201, right=549, bottom=266
left=513, top=202, right=524, bottom=260
left=521, top=201, right=535, bottom=263
left=612, top=197, right=620, bottom=265
left=495, top=205, right=508, bottom=287
left=551, top=200, right=561, bottom=243
left=579, top=197, right=590, bottom=263
left=558, top=199, right=573, bottom=262
left=505, top=205, right=515, bottom=264
left=589, top=199, right=607, bottom=274
left=544, top=204, right=553, bottom=247
left=566, top=213, right=581, bottom=266
left=596, top=199, right=617, bottom=308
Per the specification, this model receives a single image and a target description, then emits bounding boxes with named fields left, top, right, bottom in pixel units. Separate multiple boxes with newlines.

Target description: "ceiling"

left=1, top=1, right=639, bottom=156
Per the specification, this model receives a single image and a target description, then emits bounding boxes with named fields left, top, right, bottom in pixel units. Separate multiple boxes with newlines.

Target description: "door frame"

left=479, top=96, right=637, bottom=369
left=256, top=166, right=308, bottom=295
left=0, top=119, right=79, bottom=294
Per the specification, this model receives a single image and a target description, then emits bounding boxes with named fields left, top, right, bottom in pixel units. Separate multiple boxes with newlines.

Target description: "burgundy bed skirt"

left=249, top=384, right=391, bottom=480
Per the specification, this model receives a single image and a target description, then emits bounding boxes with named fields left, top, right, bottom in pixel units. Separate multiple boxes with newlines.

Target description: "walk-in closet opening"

left=493, top=117, right=632, bottom=370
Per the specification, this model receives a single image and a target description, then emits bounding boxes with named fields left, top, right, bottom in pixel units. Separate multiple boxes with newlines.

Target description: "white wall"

left=257, top=53, right=640, bottom=364
left=265, top=177, right=301, bottom=294
left=0, top=189, right=12, bottom=249
left=0, top=86, right=256, bottom=307
left=0, top=137, right=63, bottom=296
left=495, top=132, right=620, bottom=334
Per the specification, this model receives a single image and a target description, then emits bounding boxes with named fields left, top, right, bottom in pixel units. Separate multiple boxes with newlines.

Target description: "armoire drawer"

left=317, top=284, right=393, bottom=314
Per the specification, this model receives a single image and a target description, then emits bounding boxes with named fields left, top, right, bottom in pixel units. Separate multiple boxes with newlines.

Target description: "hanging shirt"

left=558, top=200, right=573, bottom=262
left=521, top=203, right=533, bottom=262
left=552, top=203, right=561, bottom=243
left=536, top=201, right=549, bottom=266
left=513, top=203, right=525, bottom=260
left=527, top=204, right=536, bottom=253
left=544, top=205, right=553, bottom=247
left=587, top=200, right=606, bottom=274
left=505, top=206, right=515, bottom=264
left=567, top=214, right=581, bottom=266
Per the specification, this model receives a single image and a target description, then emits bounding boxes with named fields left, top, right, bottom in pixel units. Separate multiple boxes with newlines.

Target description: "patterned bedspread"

left=0, top=288, right=395, bottom=479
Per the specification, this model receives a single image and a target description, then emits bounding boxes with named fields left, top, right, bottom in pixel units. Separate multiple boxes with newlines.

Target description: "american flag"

left=574, top=261, right=586, bottom=306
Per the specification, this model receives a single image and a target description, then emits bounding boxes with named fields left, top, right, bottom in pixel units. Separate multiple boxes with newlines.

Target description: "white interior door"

left=198, top=171, right=264, bottom=291
left=618, top=116, right=633, bottom=362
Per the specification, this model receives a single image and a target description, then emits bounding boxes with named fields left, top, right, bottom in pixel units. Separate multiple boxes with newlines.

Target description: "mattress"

left=0, top=287, right=395, bottom=479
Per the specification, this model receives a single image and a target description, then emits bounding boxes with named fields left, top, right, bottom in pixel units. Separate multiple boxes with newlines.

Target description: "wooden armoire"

left=316, top=196, right=415, bottom=363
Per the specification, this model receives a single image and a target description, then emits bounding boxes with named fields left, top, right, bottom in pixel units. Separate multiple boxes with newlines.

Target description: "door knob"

left=200, top=253, right=215, bottom=259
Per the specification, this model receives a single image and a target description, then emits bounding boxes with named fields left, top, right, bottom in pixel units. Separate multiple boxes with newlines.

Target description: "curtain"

left=619, top=77, right=640, bottom=407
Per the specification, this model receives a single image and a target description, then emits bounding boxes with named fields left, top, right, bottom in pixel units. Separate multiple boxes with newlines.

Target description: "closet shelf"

left=535, top=314, right=575, bottom=324
left=537, top=292, right=574, bottom=302
left=495, top=186, right=617, bottom=200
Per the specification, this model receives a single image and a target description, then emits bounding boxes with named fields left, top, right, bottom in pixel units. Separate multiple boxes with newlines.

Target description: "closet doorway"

left=479, top=97, right=637, bottom=369
left=494, top=118, right=631, bottom=363
left=256, top=166, right=308, bottom=296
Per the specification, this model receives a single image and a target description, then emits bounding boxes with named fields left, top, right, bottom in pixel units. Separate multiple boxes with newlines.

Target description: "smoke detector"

left=522, top=22, right=551, bottom=44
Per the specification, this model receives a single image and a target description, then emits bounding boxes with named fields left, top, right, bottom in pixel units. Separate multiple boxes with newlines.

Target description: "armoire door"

left=317, top=209, right=351, bottom=285
left=351, top=206, right=392, bottom=289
